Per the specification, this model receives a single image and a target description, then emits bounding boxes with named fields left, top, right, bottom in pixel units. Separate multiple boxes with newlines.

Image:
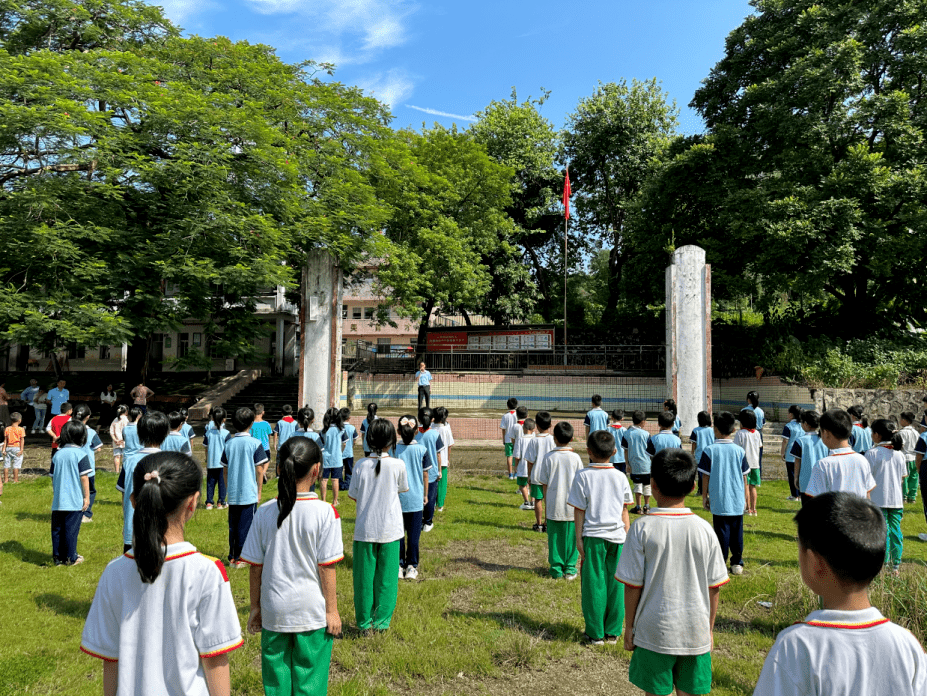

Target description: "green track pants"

left=580, top=537, right=624, bottom=640
left=353, top=539, right=400, bottom=630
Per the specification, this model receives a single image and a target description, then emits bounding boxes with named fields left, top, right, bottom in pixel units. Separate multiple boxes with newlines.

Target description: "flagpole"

left=563, top=166, right=569, bottom=367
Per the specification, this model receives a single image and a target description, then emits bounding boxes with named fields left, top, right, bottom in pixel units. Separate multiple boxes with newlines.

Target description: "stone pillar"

left=666, top=245, right=712, bottom=438
left=283, top=323, right=298, bottom=377
left=299, top=252, right=344, bottom=416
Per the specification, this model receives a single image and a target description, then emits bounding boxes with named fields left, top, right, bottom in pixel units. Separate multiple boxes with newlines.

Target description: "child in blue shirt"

left=273, top=404, right=298, bottom=452
left=179, top=407, right=195, bottom=447
left=122, top=406, right=143, bottom=459
left=252, top=403, right=274, bottom=498
left=340, top=407, right=359, bottom=491
left=51, top=421, right=92, bottom=565
left=203, top=407, right=228, bottom=510
left=607, top=409, right=626, bottom=473
left=72, top=404, right=103, bottom=522
left=320, top=407, right=348, bottom=507
left=395, top=415, right=434, bottom=579
left=293, top=407, right=321, bottom=445
left=162, top=411, right=194, bottom=457
left=791, top=410, right=829, bottom=506
left=663, top=399, right=681, bottom=436
left=745, top=391, right=765, bottom=474
left=584, top=395, right=609, bottom=438
left=622, top=410, right=652, bottom=514
left=360, top=402, right=378, bottom=457
left=418, top=408, right=445, bottom=533
left=689, top=411, right=715, bottom=495
left=117, top=410, right=169, bottom=552
left=222, top=407, right=269, bottom=567
left=847, top=405, right=873, bottom=455
left=647, top=411, right=682, bottom=458
left=779, top=405, right=804, bottom=501
left=698, top=411, right=749, bottom=575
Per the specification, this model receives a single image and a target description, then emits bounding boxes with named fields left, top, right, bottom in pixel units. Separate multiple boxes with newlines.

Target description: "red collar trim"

left=283, top=416, right=295, bottom=422
left=647, top=511, right=694, bottom=516
left=123, top=549, right=197, bottom=561
left=748, top=429, right=756, bottom=433
left=801, top=618, right=890, bottom=630
left=854, top=423, right=864, bottom=428
left=609, top=423, right=624, bottom=429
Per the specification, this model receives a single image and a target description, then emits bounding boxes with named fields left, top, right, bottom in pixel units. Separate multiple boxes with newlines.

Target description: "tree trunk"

left=415, top=299, right=436, bottom=357
left=461, top=309, right=472, bottom=326
left=525, top=245, right=552, bottom=309
left=125, top=336, right=150, bottom=394
left=605, top=244, right=624, bottom=314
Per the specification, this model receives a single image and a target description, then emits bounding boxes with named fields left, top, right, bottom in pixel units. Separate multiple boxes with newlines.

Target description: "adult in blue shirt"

left=20, top=379, right=40, bottom=431
left=48, top=379, right=70, bottom=426
left=416, top=361, right=433, bottom=409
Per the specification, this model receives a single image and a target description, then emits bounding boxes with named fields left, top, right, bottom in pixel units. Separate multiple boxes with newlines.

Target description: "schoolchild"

left=584, top=394, right=609, bottom=438
left=252, top=404, right=274, bottom=493
left=109, top=405, right=130, bottom=475
left=689, top=411, right=714, bottom=495
left=663, top=399, right=681, bottom=436
left=805, top=409, right=876, bottom=500
left=417, top=408, right=445, bottom=533
left=50, top=421, right=92, bottom=565
left=395, top=415, right=433, bottom=580
left=617, top=448, right=729, bottom=696
left=222, top=407, right=269, bottom=568
left=506, top=405, right=529, bottom=490
left=745, top=391, right=765, bottom=474
left=791, top=410, right=829, bottom=507
left=698, top=411, right=749, bottom=575
left=340, top=407, right=358, bottom=490
left=272, top=404, right=298, bottom=453
left=293, top=407, right=322, bottom=445
left=865, top=420, right=907, bottom=575
left=500, top=397, right=519, bottom=479
left=607, top=409, right=627, bottom=472
left=348, top=419, right=409, bottom=631
left=779, top=405, right=804, bottom=501
left=568, top=430, right=633, bottom=645
left=242, top=438, right=343, bottom=696
left=915, top=433, right=927, bottom=541
left=72, top=404, right=103, bottom=522
left=2, top=412, right=25, bottom=485
left=162, top=411, right=194, bottom=456
left=81, top=452, right=244, bottom=696
left=920, top=396, right=927, bottom=433
left=46, top=401, right=73, bottom=465
left=179, top=408, right=195, bottom=448
left=360, top=402, right=378, bottom=457
left=534, top=422, right=584, bottom=579
left=647, top=411, right=682, bottom=459
left=847, top=405, right=873, bottom=455
left=434, top=406, right=454, bottom=511
left=122, top=406, right=143, bottom=459
left=898, top=411, right=920, bottom=504
left=622, top=410, right=652, bottom=515
left=734, top=409, right=762, bottom=517
left=514, top=418, right=536, bottom=509
left=118, top=411, right=169, bottom=553
left=524, top=411, right=555, bottom=532
left=319, top=408, right=348, bottom=507
left=203, top=407, right=229, bottom=510
left=753, top=492, right=927, bottom=696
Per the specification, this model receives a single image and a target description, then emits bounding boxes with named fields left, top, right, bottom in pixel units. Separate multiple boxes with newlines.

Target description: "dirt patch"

left=432, top=539, right=547, bottom=581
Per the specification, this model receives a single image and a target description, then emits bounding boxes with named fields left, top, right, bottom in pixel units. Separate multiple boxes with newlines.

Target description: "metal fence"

left=420, top=345, right=665, bottom=374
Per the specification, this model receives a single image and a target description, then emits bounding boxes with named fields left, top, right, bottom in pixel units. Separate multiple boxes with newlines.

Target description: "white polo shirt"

left=524, top=433, right=556, bottom=484
left=567, top=465, right=634, bottom=543
left=505, top=419, right=524, bottom=444
left=500, top=410, right=517, bottom=443
left=348, top=455, right=408, bottom=543
left=754, top=607, right=927, bottom=696
left=533, top=447, right=584, bottom=521
left=81, top=542, right=243, bottom=696
left=241, top=493, right=344, bottom=632
left=513, top=432, right=535, bottom=478
left=865, top=444, right=908, bottom=509
left=805, top=448, right=876, bottom=499
left=733, top=428, right=762, bottom=470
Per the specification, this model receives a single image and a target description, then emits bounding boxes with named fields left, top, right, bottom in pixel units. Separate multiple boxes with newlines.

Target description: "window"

left=352, top=306, right=362, bottom=319
left=192, top=333, right=202, bottom=347
left=99, top=345, right=111, bottom=359
left=177, top=333, right=190, bottom=358
left=377, top=338, right=391, bottom=352
left=364, top=307, right=375, bottom=320
left=67, top=342, right=86, bottom=359
left=342, top=305, right=348, bottom=319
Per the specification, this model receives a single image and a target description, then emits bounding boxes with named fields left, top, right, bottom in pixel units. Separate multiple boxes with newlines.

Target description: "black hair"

left=663, top=399, right=677, bottom=416
left=515, top=405, right=528, bottom=419
left=696, top=411, right=712, bottom=428
left=323, top=407, right=343, bottom=432
left=523, top=418, right=536, bottom=431
left=899, top=410, right=916, bottom=425
left=610, top=409, right=625, bottom=422
left=794, top=492, right=885, bottom=586
left=587, top=430, right=616, bottom=460
left=746, top=391, right=759, bottom=408
left=179, top=408, right=188, bottom=421
left=535, top=411, right=552, bottom=431
left=651, top=448, right=697, bottom=497
left=631, top=410, right=645, bottom=425
left=506, top=397, right=518, bottom=410
left=591, top=394, right=602, bottom=407
left=115, top=404, right=129, bottom=419
left=211, top=407, right=226, bottom=429
left=367, top=419, right=396, bottom=474
left=138, top=410, right=170, bottom=447
left=60, top=401, right=72, bottom=414
left=297, top=406, right=315, bottom=431
left=657, top=410, right=676, bottom=430
left=553, top=421, right=573, bottom=444
left=59, top=420, right=88, bottom=447
left=131, top=452, right=203, bottom=583
left=276, top=437, right=322, bottom=528
left=846, top=405, right=862, bottom=420
left=398, top=415, right=418, bottom=445
left=820, top=409, right=852, bottom=441
left=367, top=402, right=378, bottom=421
left=714, top=411, right=736, bottom=436
left=801, top=410, right=821, bottom=429
left=870, top=419, right=903, bottom=450
left=128, top=405, right=143, bottom=422
left=71, top=403, right=92, bottom=423
left=254, top=403, right=265, bottom=415
left=233, top=407, right=255, bottom=433
left=860, top=415, right=869, bottom=429
left=168, top=411, right=185, bottom=430
left=340, top=407, right=351, bottom=421
left=434, top=406, right=448, bottom=425
left=737, top=408, right=757, bottom=430
left=418, top=408, right=433, bottom=429
left=788, top=405, right=803, bottom=421
left=282, top=404, right=293, bottom=415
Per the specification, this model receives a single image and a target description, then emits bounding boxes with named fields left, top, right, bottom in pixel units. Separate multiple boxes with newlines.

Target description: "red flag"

left=563, top=168, right=571, bottom=220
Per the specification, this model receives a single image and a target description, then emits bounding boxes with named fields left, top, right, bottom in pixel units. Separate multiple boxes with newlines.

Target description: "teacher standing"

left=416, top=362, right=433, bottom=410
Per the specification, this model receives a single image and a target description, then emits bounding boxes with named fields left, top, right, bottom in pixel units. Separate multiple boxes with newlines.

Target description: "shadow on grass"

left=461, top=486, right=511, bottom=495
left=0, top=540, right=51, bottom=566
left=748, top=558, right=799, bottom=569
left=449, top=556, right=539, bottom=574
left=746, top=530, right=797, bottom=543
left=455, top=518, right=525, bottom=531
left=35, top=593, right=92, bottom=619
left=712, top=667, right=759, bottom=694
left=16, top=512, right=49, bottom=523
left=715, top=616, right=777, bottom=638
left=446, top=609, right=583, bottom=642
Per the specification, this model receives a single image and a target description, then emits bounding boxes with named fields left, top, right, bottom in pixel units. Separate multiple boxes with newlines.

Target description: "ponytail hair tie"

left=399, top=417, right=414, bottom=426
left=144, top=471, right=160, bottom=483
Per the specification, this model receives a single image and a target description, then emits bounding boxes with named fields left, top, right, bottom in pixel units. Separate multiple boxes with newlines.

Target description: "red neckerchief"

left=283, top=416, right=295, bottom=423
left=517, top=420, right=525, bottom=425
left=748, top=429, right=756, bottom=433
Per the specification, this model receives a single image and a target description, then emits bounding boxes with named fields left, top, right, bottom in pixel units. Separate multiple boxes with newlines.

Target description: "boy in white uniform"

left=898, top=411, right=920, bottom=503
left=524, top=411, right=556, bottom=532
left=514, top=417, right=535, bottom=510
left=754, top=492, right=927, bottom=696
left=533, top=422, right=584, bottom=579
left=617, top=448, right=729, bottom=696
left=568, top=429, right=632, bottom=645
left=734, top=409, right=763, bottom=516
left=805, top=409, right=876, bottom=500
left=500, top=397, right=518, bottom=479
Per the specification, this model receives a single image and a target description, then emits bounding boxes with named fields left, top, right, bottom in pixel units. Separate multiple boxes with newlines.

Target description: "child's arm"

left=423, top=468, right=429, bottom=506
left=690, top=442, right=696, bottom=455
left=701, top=474, right=710, bottom=509
left=247, top=565, right=262, bottom=635
left=622, top=505, right=630, bottom=533
left=103, top=661, right=118, bottom=696
left=708, top=585, right=721, bottom=651
left=81, top=474, right=90, bottom=511
left=779, top=438, right=787, bottom=458
left=573, top=507, right=585, bottom=568
left=794, top=456, right=802, bottom=490
left=623, top=585, right=642, bottom=652
left=916, top=453, right=924, bottom=467
left=319, top=564, right=341, bottom=636
left=202, top=654, right=231, bottom=696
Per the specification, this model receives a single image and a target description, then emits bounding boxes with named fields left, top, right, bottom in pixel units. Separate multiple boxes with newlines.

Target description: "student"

left=647, top=411, right=682, bottom=458
left=898, top=411, right=920, bottom=504
left=735, top=409, right=762, bottom=516
left=689, top=411, right=714, bottom=495
left=81, top=452, right=244, bottom=695
left=340, top=407, right=358, bottom=491
left=117, top=411, right=169, bottom=553
left=915, top=433, right=927, bottom=541
left=698, top=411, right=749, bottom=575
left=524, top=411, right=555, bottom=532
left=319, top=408, right=347, bottom=507
left=222, top=407, right=269, bottom=568
left=252, top=404, right=274, bottom=492
left=779, top=405, right=804, bottom=501
left=272, top=404, right=298, bottom=453
left=161, top=411, right=194, bottom=456
left=395, top=415, right=432, bottom=580
left=753, top=492, right=927, bottom=696
left=745, top=390, right=765, bottom=474
left=617, top=448, right=729, bottom=695
left=866, top=420, right=907, bottom=576
left=663, top=399, right=681, bottom=436
left=203, top=407, right=229, bottom=510
left=920, top=396, right=927, bottom=434
left=791, top=410, right=829, bottom=507
left=500, top=397, right=519, bottom=480
left=514, top=418, right=536, bottom=510
left=72, top=404, right=104, bottom=522
left=434, top=406, right=454, bottom=511
left=242, top=437, right=343, bottom=696
left=360, top=402, right=378, bottom=457
left=179, top=408, right=195, bottom=448
left=2, top=412, right=25, bottom=485
left=805, top=409, right=876, bottom=500
left=607, top=409, right=627, bottom=472
left=122, top=406, right=143, bottom=459
left=46, top=401, right=73, bottom=466
left=568, top=430, right=633, bottom=645
left=109, top=405, right=130, bottom=475
left=293, top=407, right=321, bottom=445
left=416, top=361, right=433, bottom=410
left=534, top=422, right=584, bottom=580
left=622, top=410, right=652, bottom=515
left=847, top=405, right=873, bottom=455
left=348, top=419, right=408, bottom=631
left=418, top=408, right=445, bottom=533
left=50, top=421, right=92, bottom=565
left=506, top=405, right=529, bottom=478
left=584, top=394, right=608, bottom=438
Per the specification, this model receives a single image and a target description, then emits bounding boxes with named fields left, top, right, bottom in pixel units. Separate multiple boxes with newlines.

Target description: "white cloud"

left=155, top=0, right=209, bottom=24
left=357, top=69, right=415, bottom=107
left=406, top=105, right=476, bottom=122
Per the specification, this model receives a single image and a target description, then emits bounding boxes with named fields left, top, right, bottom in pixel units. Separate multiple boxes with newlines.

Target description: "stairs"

left=222, top=377, right=299, bottom=422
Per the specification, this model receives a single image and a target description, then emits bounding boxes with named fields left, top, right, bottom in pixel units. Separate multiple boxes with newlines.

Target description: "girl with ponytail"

left=293, top=406, right=321, bottom=444
left=348, top=418, right=408, bottom=631
left=848, top=405, right=873, bottom=454
left=241, top=437, right=344, bottom=694
left=72, top=403, right=103, bottom=521
left=203, top=407, right=228, bottom=510
left=865, top=420, right=907, bottom=575
left=360, top=402, right=378, bottom=456
left=320, top=407, right=347, bottom=507
left=394, top=415, right=432, bottom=580
left=81, top=452, right=243, bottom=695
left=109, top=405, right=129, bottom=475
left=780, top=405, right=804, bottom=501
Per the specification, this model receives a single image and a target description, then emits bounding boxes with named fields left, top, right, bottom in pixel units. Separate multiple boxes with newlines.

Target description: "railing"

left=423, top=345, right=665, bottom=373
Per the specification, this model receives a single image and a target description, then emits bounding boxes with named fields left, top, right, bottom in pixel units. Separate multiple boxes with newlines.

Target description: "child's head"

left=434, top=406, right=448, bottom=425
left=820, top=409, right=852, bottom=444
left=696, top=411, right=712, bottom=428
left=232, top=407, right=255, bottom=433
left=650, top=448, right=696, bottom=500
left=507, top=397, right=518, bottom=410
left=282, top=404, right=293, bottom=416
left=297, top=406, right=315, bottom=430
left=398, top=415, right=418, bottom=445
left=657, top=410, right=676, bottom=430
left=254, top=403, right=265, bottom=418
left=713, top=411, right=736, bottom=437
left=10, top=412, right=21, bottom=424
left=211, top=407, right=226, bottom=428
left=870, top=419, right=903, bottom=450
left=737, top=408, right=757, bottom=430
left=168, top=411, right=184, bottom=432
left=587, top=430, right=616, bottom=463
left=746, top=391, right=759, bottom=408
left=323, top=407, right=343, bottom=431
left=59, top=420, right=88, bottom=447
left=367, top=402, right=378, bottom=420
left=367, top=418, right=396, bottom=466
left=116, top=404, right=129, bottom=420
left=179, top=408, right=188, bottom=423
left=553, top=421, right=573, bottom=446
left=515, top=405, right=528, bottom=420
left=60, top=401, right=72, bottom=415
left=340, top=407, right=351, bottom=423
left=787, top=404, right=803, bottom=422
left=418, top=407, right=433, bottom=429
left=663, top=398, right=677, bottom=416
left=800, top=409, right=821, bottom=432
left=72, top=403, right=92, bottom=424
left=899, top=410, right=916, bottom=427
left=794, top=492, right=885, bottom=592
left=591, top=394, right=603, bottom=408
left=523, top=418, right=536, bottom=434
left=276, top=437, right=323, bottom=528
left=138, top=411, right=170, bottom=447
left=131, top=452, right=203, bottom=583
left=610, top=409, right=624, bottom=423
left=534, top=411, right=552, bottom=432
left=128, top=406, right=142, bottom=422
left=631, top=410, right=646, bottom=425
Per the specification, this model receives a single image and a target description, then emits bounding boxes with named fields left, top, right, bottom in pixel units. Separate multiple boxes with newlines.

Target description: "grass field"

left=2, top=444, right=926, bottom=696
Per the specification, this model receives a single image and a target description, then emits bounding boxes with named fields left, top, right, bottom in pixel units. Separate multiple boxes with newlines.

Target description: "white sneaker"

left=786, top=496, right=799, bottom=502
left=423, top=523, right=434, bottom=533
left=564, top=573, right=578, bottom=581
left=731, top=565, right=744, bottom=576
left=399, top=566, right=405, bottom=579
left=81, top=516, right=93, bottom=524
left=519, top=502, right=534, bottom=510
left=405, top=566, right=419, bottom=580
left=919, top=533, right=927, bottom=542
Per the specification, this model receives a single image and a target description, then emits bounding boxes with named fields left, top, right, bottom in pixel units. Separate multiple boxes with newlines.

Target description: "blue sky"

left=161, top=0, right=755, bottom=135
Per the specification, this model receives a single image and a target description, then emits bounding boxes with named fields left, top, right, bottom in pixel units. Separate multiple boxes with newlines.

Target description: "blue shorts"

left=113, top=447, right=124, bottom=456
left=322, top=467, right=343, bottom=480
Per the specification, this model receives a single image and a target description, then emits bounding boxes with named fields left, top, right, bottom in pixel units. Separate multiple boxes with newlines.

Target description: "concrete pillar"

left=299, top=252, right=343, bottom=416
left=283, top=323, right=298, bottom=377
left=275, top=317, right=285, bottom=374
left=666, top=245, right=712, bottom=438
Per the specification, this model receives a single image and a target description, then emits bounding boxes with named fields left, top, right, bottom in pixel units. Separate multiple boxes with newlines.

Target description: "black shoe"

left=540, top=524, right=547, bottom=533
left=630, top=506, right=642, bottom=515
left=532, top=523, right=542, bottom=532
